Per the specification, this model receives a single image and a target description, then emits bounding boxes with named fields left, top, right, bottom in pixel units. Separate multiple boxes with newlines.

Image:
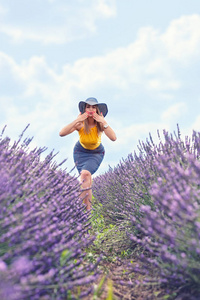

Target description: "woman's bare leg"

left=80, top=170, right=92, bottom=210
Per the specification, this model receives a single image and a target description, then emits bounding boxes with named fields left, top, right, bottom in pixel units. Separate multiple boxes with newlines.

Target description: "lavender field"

left=1, top=125, right=200, bottom=299
left=92, top=125, right=200, bottom=299
left=0, top=126, right=99, bottom=300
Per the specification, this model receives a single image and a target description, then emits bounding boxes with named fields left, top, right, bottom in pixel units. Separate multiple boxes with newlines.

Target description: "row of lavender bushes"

left=0, top=126, right=99, bottom=300
left=93, top=126, right=200, bottom=296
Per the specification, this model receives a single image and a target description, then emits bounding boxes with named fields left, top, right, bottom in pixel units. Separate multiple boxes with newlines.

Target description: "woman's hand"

left=76, top=112, right=88, bottom=122
left=59, top=112, right=88, bottom=137
left=59, top=113, right=87, bottom=136
left=93, top=112, right=105, bottom=125
left=93, top=112, right=117, bottom=141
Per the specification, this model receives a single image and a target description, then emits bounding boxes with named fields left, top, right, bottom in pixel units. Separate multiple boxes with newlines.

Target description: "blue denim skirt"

left=73, top=141, right=105, bottom=175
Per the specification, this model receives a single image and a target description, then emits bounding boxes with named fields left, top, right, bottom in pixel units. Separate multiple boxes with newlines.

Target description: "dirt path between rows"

left=84, top=259, right=166, bottom=300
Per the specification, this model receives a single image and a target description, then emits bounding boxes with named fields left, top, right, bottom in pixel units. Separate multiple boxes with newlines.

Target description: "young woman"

left=59, top=97, right=117, bottom=210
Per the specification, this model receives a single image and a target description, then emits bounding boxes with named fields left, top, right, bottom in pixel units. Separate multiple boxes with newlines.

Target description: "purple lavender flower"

left=0, top=127, right=99, bottom=299
left=93, top=126, right=200, bottom=295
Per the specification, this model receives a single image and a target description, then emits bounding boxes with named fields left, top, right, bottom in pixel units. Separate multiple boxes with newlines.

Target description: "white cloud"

left=60, top=14, right=200, bottom=97
left=0, top=0, right=116, bottom=44
left=1, top=13, right=200, bottom=175
left=162, top=14, right=200, bottom=62
left=1, top=13, right=200, bottom=99
left=161, top=103, right=187, bottom=122
left=113, top=122, right=170, bottom=153
left=190, top=115, right=200, bottom=133
left=96, top=0, right=116, bottom=17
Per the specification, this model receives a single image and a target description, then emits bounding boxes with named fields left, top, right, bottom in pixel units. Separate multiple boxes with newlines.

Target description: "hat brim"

left=79, top=101, right=108, bottom=117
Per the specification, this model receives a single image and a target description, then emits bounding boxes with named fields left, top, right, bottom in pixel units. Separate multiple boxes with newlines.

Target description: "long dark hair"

left=83, top=106, right=102, bottom=136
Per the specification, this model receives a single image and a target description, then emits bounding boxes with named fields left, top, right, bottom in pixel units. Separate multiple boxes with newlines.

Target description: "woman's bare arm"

left=93, top=113, right=117, bottom=141
left=59, top=113, right=87, bottom=137
left=103, top=125, right=117, bottom=141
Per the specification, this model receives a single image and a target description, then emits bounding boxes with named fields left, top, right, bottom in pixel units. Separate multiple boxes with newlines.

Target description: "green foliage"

left=106, top=279, right=114, bottom=300
left=93, top=275, right=106, bottom=299
left=89, top=197, right=134, bottom=259
left=60, top=249, right=73, bottom=266
left=90, top=128, right=200, bottom=299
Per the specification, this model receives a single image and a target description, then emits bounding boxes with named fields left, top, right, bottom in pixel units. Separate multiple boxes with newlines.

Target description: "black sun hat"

left=78, top=97, right=108, bottom=117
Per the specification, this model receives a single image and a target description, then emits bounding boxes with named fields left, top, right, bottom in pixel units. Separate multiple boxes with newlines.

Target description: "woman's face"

left=85, top=104, right=97, bottom=116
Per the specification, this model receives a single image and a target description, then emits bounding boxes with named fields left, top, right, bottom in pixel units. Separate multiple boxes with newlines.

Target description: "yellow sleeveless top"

left=78, top=126, right=101, bottom=150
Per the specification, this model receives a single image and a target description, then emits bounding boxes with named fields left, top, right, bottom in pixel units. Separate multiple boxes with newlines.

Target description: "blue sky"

left=1, top=0, right=200, bottom=176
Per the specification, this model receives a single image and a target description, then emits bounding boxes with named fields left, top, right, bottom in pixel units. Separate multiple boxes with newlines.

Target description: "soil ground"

left=83, top=259, right=168, bottom=300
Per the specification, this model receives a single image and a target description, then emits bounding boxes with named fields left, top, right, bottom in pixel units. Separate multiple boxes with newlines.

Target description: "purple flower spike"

left=93, top=125, right=200, bottom=295
left=0, top=127, right=99, bottom=299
